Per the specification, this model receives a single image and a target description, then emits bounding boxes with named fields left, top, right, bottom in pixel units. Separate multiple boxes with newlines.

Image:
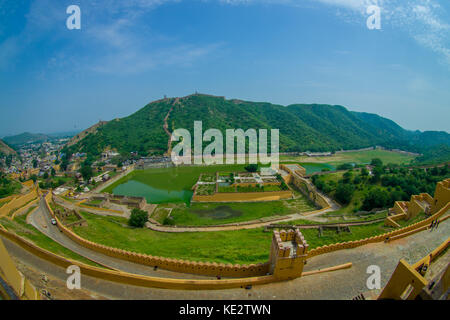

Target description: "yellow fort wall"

left=0, top=227, right=278, bottom=290
left=385, top=178, right=449, bottom=226
left=283, top=167, right=330, bottom=209
left=378, top=259, right=428, bottom=300
left=308, top=201, right=449, bottom=259
left=0, top=237, right=40, bottom=300
left=44, top=192, right=271, bottom=278
left=0, top=184, right=38, bottom=218
left=430, top=179, right=450, bottom=214
left=379, top=237, right=450, bottom=300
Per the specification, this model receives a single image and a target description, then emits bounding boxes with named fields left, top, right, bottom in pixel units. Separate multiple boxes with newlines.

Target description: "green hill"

left=3, top=132, right=50, bottom=147
left=65, top=94, right=450, bottom=161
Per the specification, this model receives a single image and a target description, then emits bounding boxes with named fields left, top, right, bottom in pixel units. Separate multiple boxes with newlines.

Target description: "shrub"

left=335, top=183, right=354, bottom=205
left=128, top=208, right=149, bottom=228
left=163, top=216, right=175, bottom=225
left=244, top=164, right=258, bottom=172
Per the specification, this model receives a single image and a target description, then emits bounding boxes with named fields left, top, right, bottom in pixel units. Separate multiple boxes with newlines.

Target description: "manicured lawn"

left=217, top=185, right=236, bottom=193
left=236, top=185, right=264, bottom=193
left=195, top=184, right=216, bottom=195
left=199, top=173, right=216, bottom=182
left=262, top=185, right=283, bottom=192
left=0, top=215, right=102, bottom=267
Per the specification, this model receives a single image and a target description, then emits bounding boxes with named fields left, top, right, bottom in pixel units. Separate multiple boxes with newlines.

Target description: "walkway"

left=3, top=217, right=448, bottom=300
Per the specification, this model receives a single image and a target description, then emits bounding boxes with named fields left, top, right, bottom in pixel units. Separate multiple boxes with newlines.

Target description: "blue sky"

left=0, top=0, right=449, bottom=137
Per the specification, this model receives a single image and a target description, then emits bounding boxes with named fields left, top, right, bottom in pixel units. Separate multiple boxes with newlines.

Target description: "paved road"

left=3, top=217, right=448, bottom=300
left=28, top=198, right=213, bottom=280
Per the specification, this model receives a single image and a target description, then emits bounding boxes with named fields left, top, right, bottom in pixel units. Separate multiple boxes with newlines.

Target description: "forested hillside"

left=64, top=94, right=450, bottom=162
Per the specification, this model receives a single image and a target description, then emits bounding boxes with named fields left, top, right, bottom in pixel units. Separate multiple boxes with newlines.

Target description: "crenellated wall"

left=308, top=201, right=449, bottom=258
left=0, top=184, right=39, bottom=218
left=385, top=178, right=449, bottom=226
left=283, top=167, right=330, bottom=209
left=430, top=179, right=450, bottom=214
left=0, top=237, right=40, bottom=300
left=269, top=229, right=309, bottom=279
left=45, top=192, right=271, bottom=278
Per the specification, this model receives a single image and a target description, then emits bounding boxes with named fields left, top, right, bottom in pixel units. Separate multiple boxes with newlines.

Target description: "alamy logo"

left=66, top=265, right=81, bottom=290
left=66, top=5, right=81, bottom=30
left=366, top=265, right=381, bottom=290
left=366, top=5, right=381, bottom=30
left=171, top=121, right=279, bottom=171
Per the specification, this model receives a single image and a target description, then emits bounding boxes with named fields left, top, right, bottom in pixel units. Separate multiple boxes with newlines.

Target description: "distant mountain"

left=64, top=94, right=450, bottom=162
left=0, top=139, right=17, bottom=155
left=2, top=131, right=79, bottom=148
left=3, top=132, right=50, bottom=147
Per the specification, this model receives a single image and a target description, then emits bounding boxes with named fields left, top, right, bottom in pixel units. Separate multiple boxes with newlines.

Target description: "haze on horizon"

left=0, top=0, right=449, bottom=137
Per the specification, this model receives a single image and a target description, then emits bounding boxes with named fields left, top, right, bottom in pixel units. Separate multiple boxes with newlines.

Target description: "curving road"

left=28, top=197, right=213, bottom=280
left=2, top=216, right=448, bottom=300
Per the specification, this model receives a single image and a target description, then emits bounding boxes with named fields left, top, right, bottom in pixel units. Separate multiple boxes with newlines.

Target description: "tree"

left=163, top=216, right=175, bottom=225
left=51, top=168, right=56, bottom=177
left=128, top=208, right=149, bottom=228
left=61, top=158, right=69, bottom=171
left=244, top=164, right=258, bottom=172
left=370, top=158, right=383, bottom=167
left=79, top=165, right=93, bottom=182
left=361, top=168, right=369, bottom=177
left=32, top=159, right=38, bottom=168
left=361, top=187, right=390, bottom=211
left=343, top=171, right=353, bottom=184
left=43, top=172, right=49, bottom=179
left=337, top=163, right=353, bottom=170
left=335, top=183, right=354, bottom=205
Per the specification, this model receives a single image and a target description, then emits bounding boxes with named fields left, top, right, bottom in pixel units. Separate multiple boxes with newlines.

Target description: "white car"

left=51, top=219, right=57, bottom=226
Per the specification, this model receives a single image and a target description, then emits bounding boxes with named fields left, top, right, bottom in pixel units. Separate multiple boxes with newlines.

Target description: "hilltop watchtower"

left=269, top=229, right=309, bottom=279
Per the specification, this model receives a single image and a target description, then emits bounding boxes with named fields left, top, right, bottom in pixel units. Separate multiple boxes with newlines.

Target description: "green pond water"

left=112, top=180, right=193, bottom=205
left=107, top=164, right=250, bottom=205
left=108, top=162, right=334, bottom=205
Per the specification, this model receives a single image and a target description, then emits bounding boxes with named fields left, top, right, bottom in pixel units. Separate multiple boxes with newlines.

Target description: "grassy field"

left=74, top=211, right=273, bottom=264
left=280, top=149, right=416, bottom=166
left=69, top=210, right=428, bottom=265
left=0, top=214, right=102, bottom=267
left=161, top=195, right=316, bottom=226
